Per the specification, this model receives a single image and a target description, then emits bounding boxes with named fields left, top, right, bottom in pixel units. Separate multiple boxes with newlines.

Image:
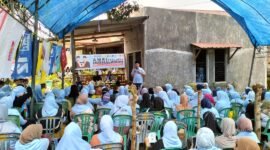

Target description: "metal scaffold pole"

left=61, top=36, right=65, bottom=89
left=70, top=31, right=76, bottom=84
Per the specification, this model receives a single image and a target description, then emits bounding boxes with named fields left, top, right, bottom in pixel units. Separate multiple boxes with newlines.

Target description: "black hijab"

left=203, top=111, right=221, bottom=135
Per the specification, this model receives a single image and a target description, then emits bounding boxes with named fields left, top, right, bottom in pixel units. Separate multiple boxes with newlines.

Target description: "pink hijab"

left=204, top=94, right=215, bottom=105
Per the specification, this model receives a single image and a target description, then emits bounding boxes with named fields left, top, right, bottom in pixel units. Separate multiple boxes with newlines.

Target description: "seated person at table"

left=90, top=115, right=122, bottom=146
left=15, top=124, right=49, bottom=150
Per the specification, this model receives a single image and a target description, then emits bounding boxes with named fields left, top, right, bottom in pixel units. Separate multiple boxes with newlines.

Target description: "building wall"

left=142, top=7, right=267, bottom=90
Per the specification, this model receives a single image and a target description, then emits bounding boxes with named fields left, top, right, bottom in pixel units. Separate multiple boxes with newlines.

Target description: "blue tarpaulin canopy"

left=18, top=0, right=126, bottom=38
left=213, top=0, right=270, bottom=47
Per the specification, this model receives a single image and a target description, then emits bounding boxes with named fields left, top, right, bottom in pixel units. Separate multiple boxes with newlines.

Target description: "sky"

left=131, top=0, right=223, bottom=11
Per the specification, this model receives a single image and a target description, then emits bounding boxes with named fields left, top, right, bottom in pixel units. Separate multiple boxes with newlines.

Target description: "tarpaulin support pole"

left=30, top=0, right=39, bottom=119
left=248, top=47, right=256, bottom=86
left=71, top=31, right=76, bottom=84
left=61, top=37, right=65, bottom=89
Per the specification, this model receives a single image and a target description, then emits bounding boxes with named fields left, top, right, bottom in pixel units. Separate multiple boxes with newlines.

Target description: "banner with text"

left=12, top=31, right=33, bottom=79
left=76, top=54, right=125, bottom=70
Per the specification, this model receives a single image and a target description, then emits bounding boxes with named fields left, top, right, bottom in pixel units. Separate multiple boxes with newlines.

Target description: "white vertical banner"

left=42, top=40, right=52, bottom=75
left=0, top=8, right=25, bottom=78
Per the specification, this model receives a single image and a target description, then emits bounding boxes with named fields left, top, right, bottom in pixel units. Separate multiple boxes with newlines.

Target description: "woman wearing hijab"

left=204, top=94, right=215, bottom=106
left=168, top=90, right=180, bottom=106
left=215, top=91, right=231, bottom=112
left=15, top=124, right=49, bottom=150
left=195, top=127, right=221, bottom=150
left=165, top=83, right=173, bottom=93
left=110, top=95, right=132, bottom=117
left=149, top=97, right=165, bottom=112
left=97, top=89, right=114, bottom=110
left=140, top=93, right=151, bottom=112
left=202, top=83, right=212, bottom=95
left=35, top=92, right=63, bottom=133
left=215, top=118, right=236, bottom=149
left=230, top=91, right=244, bottom=105
left=237, top=117, right=260, bottom=143
left=118, top=86, right=126, bottom=96
left=90, top=115, right=122, bottom=146
left=71, top=89, right=94, bottom=119
left=34, top=85, right=44, bottom=102
left=203, top=112, right=221, bottom=135
left=56, top=122, right=91, bottom=150
left=264, top=91, right=270, bottom=101
left=157, top=91, right=173, bottom=108
left=175, top=94, right=192, bottom=119
left=147, top=121, right=182, bottom=150
left=227, top=84, right=235, bottom=99
left=0, top=104, right=21, bottom=133
left=234, top=137, right=260, bottom=150
left=201, top=98, right=220, bottom=119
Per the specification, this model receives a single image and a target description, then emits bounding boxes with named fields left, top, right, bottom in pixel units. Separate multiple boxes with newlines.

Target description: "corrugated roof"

left=191, top=43, right=242, bottom=49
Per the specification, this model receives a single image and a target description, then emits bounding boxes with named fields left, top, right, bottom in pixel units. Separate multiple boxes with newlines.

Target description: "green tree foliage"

left=107, top=1, right=139, bottom=22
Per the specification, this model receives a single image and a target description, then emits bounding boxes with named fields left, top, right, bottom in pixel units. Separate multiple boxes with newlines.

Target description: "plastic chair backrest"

left=231, top=103, right=242, bottom=120
left=7, top=115, right=20, bottom=127
left=175, top=120, right=188, bottom=148
left=0, top=133, right=20, bottom=150
left=151, top=112, right=166, bottom=132
left=37, top=117, right=62, bottom=138
left=96, top=108, right=111, bottom=122
left=92, top=143, right=122, bottom=150
left=74, top=114, right=96, bottom=140
left=165, top=107, right=173, bottom=119
left=262, top=119, right=270, bottom=141
left=176, top=110, right=195, bottom=121
left=112, top=115, right=132, bottom=136
left=161, top=148, right=183, bottom=150
left=181, top=117, right=203, bottom=138
left=218, top=107, right=232, bottom=118
left=33, top=102, right=44, bottom=115
left=60, top=101, right=69, bottom=114
left=136, top=113, right=155, bottom=144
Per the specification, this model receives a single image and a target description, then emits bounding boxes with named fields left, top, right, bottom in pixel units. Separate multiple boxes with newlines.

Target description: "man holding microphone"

left=131, top=61, right=146, bottom=90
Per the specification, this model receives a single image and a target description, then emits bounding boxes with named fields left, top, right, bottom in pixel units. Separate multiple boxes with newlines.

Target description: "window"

left=215, top=49, right=226, bottom=81
left=196, top=50, right=207, bottom=82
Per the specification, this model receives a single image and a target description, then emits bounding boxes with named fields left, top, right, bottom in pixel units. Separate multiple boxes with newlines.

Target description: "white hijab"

left=162, top=121, right=182, bottom=148
left=56, top=122, right=92, bottom=150
left=196, top=127, right=221, bottom=150
left=98, top=115, right=122, bottom=144
left=42, top=92, right=59, bottom=117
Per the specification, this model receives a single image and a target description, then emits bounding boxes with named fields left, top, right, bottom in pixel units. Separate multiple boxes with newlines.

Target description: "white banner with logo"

left=76, top=54, right=125, bottom=70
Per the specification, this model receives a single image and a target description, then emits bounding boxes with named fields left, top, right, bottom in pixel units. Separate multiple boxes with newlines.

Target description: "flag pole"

left=30, top=0, right=39, bottom=118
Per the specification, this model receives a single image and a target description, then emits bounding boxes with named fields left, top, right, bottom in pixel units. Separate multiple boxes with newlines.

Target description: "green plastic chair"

left=74, top=114, right=96, bottom=142
left=262, top=119, right=270, bottom=141
left=216, top=118, right=222, bottom=127
left=33, top=102, right=44, bottom=116
left=136, top=113, right=155, bottom=149
left=112, top=115, right=132, bottom=150
left=60, top=101, right=69, bottom=115
left=175, top=121, right=188, bottom=149
left=92, top=143, right=122, bottom=150
left=7, top=115, right=20, bottom=127
left=0, top=133, right=20, bottom=150
left=161, top=148, right=183, bottom=150
left=37, top=117, right=62, bottom=149
left=95, top=108, right=111, bottom=123
left=181, top=117, right=203, bottom=139
left=165, top=107, right=173, bottom=119
left=151, top=111, right=166, bottom=139
left=176, top=110, right=195, bottom=121
left=218, top=107, right=232, bottom=118
left=231, top=103, right=242, bottom=120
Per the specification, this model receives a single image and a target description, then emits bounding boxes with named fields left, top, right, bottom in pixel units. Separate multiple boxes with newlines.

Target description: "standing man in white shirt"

left=131, top=61, right=146, bottom=90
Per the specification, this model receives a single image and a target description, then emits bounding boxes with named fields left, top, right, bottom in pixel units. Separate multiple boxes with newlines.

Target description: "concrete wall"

left=141, top=7, right=267, bottom=90
left=144, top=49, right=195, bottom=88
